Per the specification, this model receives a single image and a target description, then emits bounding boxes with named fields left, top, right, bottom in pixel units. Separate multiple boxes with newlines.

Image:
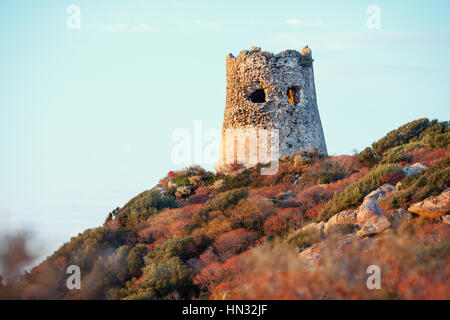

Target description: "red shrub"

left=381, top=169, right=405, bottom=185
left=305, top=204, right=323, bottom=219
left=263, top=207, right=303, bottom=236
left=228, top=196, right=275, bottom=231
left=405, top=146, right=449, bottom=167
left=189, top=186, right=213, bottom=204
left=213, top=228, right=257, bottom=261
left=249, top=183, right=292, bottom=199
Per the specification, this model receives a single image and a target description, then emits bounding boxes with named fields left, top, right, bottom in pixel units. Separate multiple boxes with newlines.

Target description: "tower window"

left=249, top=89, right=266, bottom=103
left=287, top=86, right=301, bottom=105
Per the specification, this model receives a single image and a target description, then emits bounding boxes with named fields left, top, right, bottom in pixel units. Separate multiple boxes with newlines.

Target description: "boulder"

left=357, top=215, right=390, bottom=237
left=402, top=162, right=428, bottom=176
left=442, top=215, right=450, bottom=225
left=356, top=184, right=394, bottom=223
left=408, top=188, right=450, bottom=218
left=355, top=184, right=394, bottom=237
left=324, top=210, right=357, bottom=233
left=389, top=208, right=412, bottom=227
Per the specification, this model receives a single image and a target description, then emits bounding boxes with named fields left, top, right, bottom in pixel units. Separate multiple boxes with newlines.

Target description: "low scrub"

left=318, top=163, right=403, bottom=222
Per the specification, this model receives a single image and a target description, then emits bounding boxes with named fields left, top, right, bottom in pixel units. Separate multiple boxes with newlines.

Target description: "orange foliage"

left=209, top=224, right=450, bottom=300
left=189, top=186, right=213, bottom=204
left=213, top=228, right=257, bottom=261
left=263, top=207, right=303, bottom=236
left=405, top=146, right=450, bottom=167
left=249, top=183, right=292, bottom=199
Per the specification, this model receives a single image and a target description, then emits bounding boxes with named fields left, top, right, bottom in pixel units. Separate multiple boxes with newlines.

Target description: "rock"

left=354, top=184, right=394, bottom=237
left=328, top=210, right=357, bottom=225
left=356, top=184, right=394, bottom=223
left=357, top=215, right=390, bottom=237
left=408, top=188, right=450, bottom=218
left=442, top=215, right=450, bottom=224
left=389, top=208, right=412, bottom=227
left=324, top=210, right=357, bottom=233
left=402, top=162, right=428, bottom=176
left=298, top=245, right=323, bottom=269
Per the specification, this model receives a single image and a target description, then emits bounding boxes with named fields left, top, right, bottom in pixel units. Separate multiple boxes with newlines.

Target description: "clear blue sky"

left=0, top=0, right=449, bottom=261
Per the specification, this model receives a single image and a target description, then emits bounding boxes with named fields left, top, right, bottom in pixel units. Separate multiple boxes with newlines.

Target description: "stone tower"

left=216, top=46, right=327, bottom=173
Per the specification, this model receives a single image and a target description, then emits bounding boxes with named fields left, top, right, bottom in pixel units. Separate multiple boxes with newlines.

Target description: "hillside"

left=1, top=118, right=449, bottom=300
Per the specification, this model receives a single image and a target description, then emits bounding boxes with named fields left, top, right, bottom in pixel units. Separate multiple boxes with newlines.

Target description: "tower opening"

left=249, top=89, right=266, bottom=103
left=287, top=86, right=301, bottom=105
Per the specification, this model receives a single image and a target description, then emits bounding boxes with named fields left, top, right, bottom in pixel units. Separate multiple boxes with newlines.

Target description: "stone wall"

left=216, top=46, right=327, bottom=173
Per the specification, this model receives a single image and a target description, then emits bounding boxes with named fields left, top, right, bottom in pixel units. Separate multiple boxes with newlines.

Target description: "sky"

left=0, top=0, right=449, bottom=262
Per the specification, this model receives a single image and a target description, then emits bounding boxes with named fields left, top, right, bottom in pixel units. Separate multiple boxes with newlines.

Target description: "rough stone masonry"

left=216, top=46, right=327, bottom=173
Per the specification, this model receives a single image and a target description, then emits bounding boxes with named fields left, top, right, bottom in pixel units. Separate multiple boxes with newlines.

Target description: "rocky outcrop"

left=354, top=184, right=394, bottom=237
left=408, top=188, right=450, bottom=218
left=389, top=208, right=412, bottom=227
left=357, top=215, right=390, bottom=237
left=323, top=210, right=356, bottom=234
left=402, top=162, right=428, bottom=176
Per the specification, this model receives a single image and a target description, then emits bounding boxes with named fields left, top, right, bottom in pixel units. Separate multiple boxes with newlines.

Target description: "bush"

left=213, top=229, right=257, bottom=261
left=294, top=157, right=351, bottom=189
left=288, top=226, right=323, bottom=250
left=318, top=163, right=403, bottom=222
left=390, top=158, right=450, bottom=209
left=190, top=188, right=249, bottom=228
left=127, top=244, right=148, bottom=277
left=372, top=118, right=432, bottom=155
left=216, top=170, right=253, bottom=192
left=417, top=120, right=449, bottom=149
left=150, top=235, right=211, bottom=263
left=263, top=207, right=303, bottom=237
left=359, top=147, right=380, bottom=167
left=228, top=196, right=275, bottom=232
left=116, top=189, right=178, bottom=226
left=122, top=256, right=192, bottom=299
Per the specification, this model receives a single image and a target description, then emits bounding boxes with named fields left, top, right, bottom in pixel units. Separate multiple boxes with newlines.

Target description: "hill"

left=1, top=118, right=449, bottom=299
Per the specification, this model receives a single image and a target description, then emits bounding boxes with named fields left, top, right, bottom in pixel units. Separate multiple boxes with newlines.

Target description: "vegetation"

left=1, top=118, right=448, bottom=300
left=390, top=158, right=450, bottom=209
left=318, top=163, right=403, bottom=222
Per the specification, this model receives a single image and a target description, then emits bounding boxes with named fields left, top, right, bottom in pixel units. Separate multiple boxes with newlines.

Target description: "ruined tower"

left=216, top=46, right=327, bottom=173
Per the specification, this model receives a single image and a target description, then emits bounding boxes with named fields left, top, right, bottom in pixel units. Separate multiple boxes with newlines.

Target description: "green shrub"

left=380, top=142, right=425, bottom=164
left=391, top=158, right=450, bottom=209
left=318, top=163, right=403, bottom=222
left=117, top=189, right=177, bottom=225
left=127, top=244, right=148, bottom=277
left=190, top=188, right=249, bottom=228
left=122, top=256, right=192, bottom=299
left=359, top=147, right=380, bottom=167
left=216, top=170, right=253, bottom=192
left=417, top=120, right=449, bottom=149
left=150, top=235, right=211, bottom=262
left=288, top=226, right=322, bottom=250
left=372, top=118, right=431, bottom=155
